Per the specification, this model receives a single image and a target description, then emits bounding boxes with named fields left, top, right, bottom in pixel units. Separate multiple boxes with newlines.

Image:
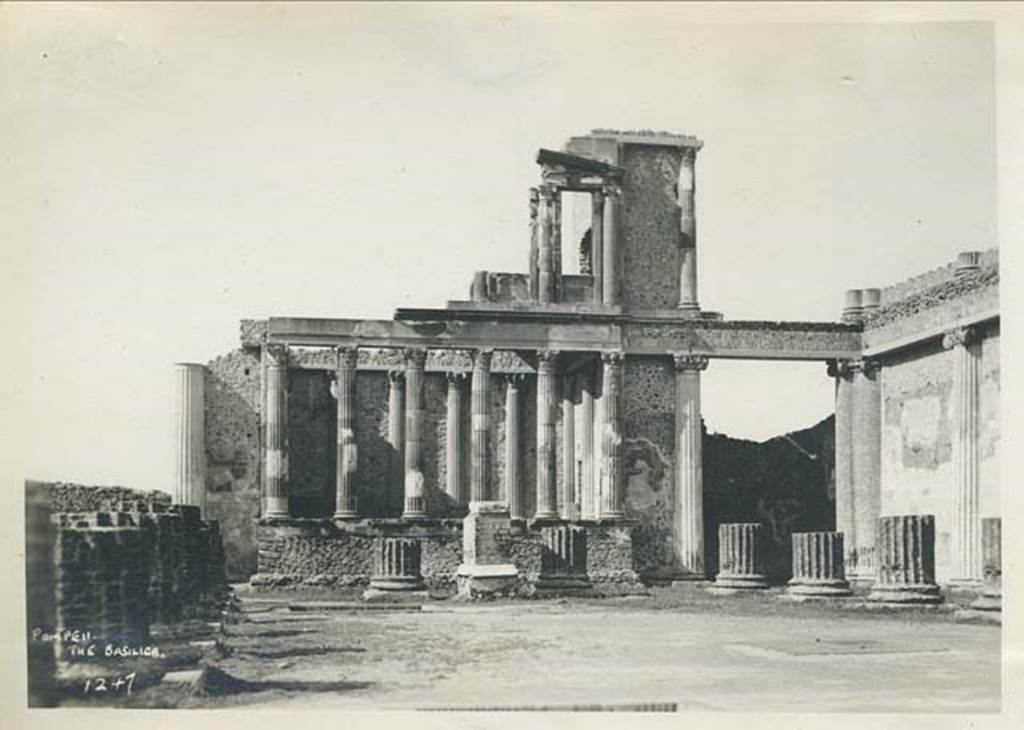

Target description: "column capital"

left=472, top=348, right=494, bottom=369
left=504, top=372, right=527, bottom=388
left=591, top=189, right=606, bottom=208
left=335, top=345, right=358, bottom=369
left=828, top=357, right=879, bottom=378
left=672, top=353, right=709, bottom=372
left=601, top=183, right=622, bottom=199
left=537, top=184, right=556, bottom=202
left=264, top=343, right=289, bottom=367
left=445, top=370, right=469, bottom=385
left=942, top=325, right=981, bottom=350
left=681, top=146, right=698, bottom=164
left=600, top=350, right=625, bottom=367
left=537, top=349, right=562, bottom=371
left=387, top=368, right=405, bottom=385
left=403, top=347, right=427, bottom=369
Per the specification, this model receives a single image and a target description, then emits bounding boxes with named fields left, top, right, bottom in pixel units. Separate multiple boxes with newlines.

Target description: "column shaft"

left=505, top=375, right=523, bottom=519
left=599, top=352, right=625, bottom=518
left=678, top=147, right=699, bottom=311
left=868, top=515, right=941, bottom=603
left=535, top=350, right=560, bottom=519
left=850, top=359, right=881, bottom=580
left=537, top=188, right=554, bottom=304
left=578, top=366, right=596, bottom=519
left=561, top=374, right=576, bottom=519
left=387, top=370, right=405, bottom=516
left=602, top=189, right=620, bottom=306
left=946, top=327, right=982, bottom=582
left=263, top=346, right=289, bottom=518
left=673, top=354, right=708, bottom=577
left=445, top=372, right=466, bottom=507
left=174, top=363, right=207, bottom=517
left=403, top=348, right=427, bottom=517
left=334, top=347, right=359, bottom=519
left=830, top=361, right=856, bottom=572
left=591, top=192, right=605, bottom=304
left=470, top=349, right=493, bottom=502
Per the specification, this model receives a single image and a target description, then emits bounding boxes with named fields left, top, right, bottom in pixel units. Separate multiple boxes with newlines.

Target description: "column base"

left=712, top=573, right=770, bottom=590
left=970, top=590, right=1001, bottom=612
left=530, top=512, right=562, bottom=526
left=366, top=575, right=426, bottom=592
left=333, top=511, right=360, bottom=522
left=867, top=583, right=943, bottom=605
left=786, top=578, right=852, bottom=597
left=401, top=511, right=430, bottom=521
left=264, top=497, right=289, bottom=519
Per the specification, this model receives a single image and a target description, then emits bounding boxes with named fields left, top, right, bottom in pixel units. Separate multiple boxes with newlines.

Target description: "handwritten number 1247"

left=83, top=672, right=137, bottom=696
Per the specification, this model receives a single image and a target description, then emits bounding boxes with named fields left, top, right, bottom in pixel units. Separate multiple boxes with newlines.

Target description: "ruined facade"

left=175, top=130, right=999, bottom=593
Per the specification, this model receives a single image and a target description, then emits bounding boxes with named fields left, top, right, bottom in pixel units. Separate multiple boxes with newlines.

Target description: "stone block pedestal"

left=456, top=501, right=521, bottom=598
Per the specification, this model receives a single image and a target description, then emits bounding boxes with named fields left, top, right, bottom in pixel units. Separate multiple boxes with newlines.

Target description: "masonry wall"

left=879, top=322, right=1000, bottom=583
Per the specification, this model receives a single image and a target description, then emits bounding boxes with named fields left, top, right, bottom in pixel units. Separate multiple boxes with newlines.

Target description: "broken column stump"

left=971, top=518, right=1001, bottom=612
left=713, top=523, right=769, bottom=590
left=536, top=523, right=591, bottom=595
left=363, top=537, right=426, bottom=601
left=456, top=501, right=520, bottom=598
left=867, top=515, right=942, bottom=605
left=787, top=531, right=852, bottom=597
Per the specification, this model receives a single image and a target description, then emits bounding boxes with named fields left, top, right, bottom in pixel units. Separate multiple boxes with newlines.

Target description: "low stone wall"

left=586, top=521, right=642, bottom=589
left=37, top=480, right=172, bottom=514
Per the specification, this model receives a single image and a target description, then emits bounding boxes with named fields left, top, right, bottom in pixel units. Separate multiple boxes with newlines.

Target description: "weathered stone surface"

left=868, top=515, right=942, bottom=605
left=971, top=517, right=1001, bottom=611
left=787, top=531, right=851, bottom=597
left=714, top=523, right=769, bottom=590
left=369, top=537, right=424, bottom=591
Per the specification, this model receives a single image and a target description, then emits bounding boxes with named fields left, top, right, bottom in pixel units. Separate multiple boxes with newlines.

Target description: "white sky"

left=1, top=4, right=1009, bottom=493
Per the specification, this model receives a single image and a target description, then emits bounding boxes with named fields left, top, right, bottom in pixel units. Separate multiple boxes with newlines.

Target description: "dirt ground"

left=55, top=582, right=999, bottom=713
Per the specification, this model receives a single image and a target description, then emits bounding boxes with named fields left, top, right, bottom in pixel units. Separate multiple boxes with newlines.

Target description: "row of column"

left=830, top=322, right=984, bottom=583
left=532, top=185, right=620, bottom=306
left=259, top=346, right=631, bottom=523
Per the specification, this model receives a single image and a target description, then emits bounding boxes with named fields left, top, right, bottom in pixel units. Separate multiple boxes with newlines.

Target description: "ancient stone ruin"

left=163, top=129, right=999, bottom=601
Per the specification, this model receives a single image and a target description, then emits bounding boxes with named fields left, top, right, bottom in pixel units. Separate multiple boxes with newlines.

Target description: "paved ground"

left=125, top=585, right=1000, bottom=712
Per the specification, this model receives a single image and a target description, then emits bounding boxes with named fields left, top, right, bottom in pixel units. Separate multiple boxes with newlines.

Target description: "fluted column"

left=535, top=349, right=560, bottom=520
left=714, top=523, right=769, bottom=589
left=386, top=369, right=405, bottom=516
left=673, top=353, right=708, bottom=578
left=561, top=373, right=577, bottom=520
left=470, top=349, right=493, bottom=502
left=504, top=374, right=524, bottom=519
left=868, top=515, right=942, bottom=604
left=829, top=359, right=856, bottom=570
left=599, top=351, right=625, bottom=518
left=445, top=372, right=467, bottom=507
left=538, top=524, right=590, bottom=590
left=369, top=537, right=424, bottom=591
left=578, top=365, right=597, bottom=519
left=537, top=186, right=555, bottom=304
left=333, top=347, right=359, bottom=519
left=174, top=363, right=207, bottom=517
left=971, top=517, right=1001, bottom=611
left=263, top=345, right=289, bottom=518
left=591, top=191, right=605, bottom=304
left=551, top=189, right=563, bottom=301
left=402, top=348, right=427, bottom=518
left=944, top=326, right=982, bottom=583
left=602, top=186, right=620, bottom=306
left=677, top=147, right=700, bottom=312
left=528, top=188, right=540, bottom=301
left=787, top=531, right=851, bottom=596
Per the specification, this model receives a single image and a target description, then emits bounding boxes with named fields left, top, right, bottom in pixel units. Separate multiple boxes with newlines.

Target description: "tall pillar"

left=591, top=191, right=605, bottom=304
left=528, top=188, right=540, bottom=301
left=535, top=349, right=560, bottom=520
left=537, top=186, right=555, bottom=304
left=445, top=371, right=467, bottom=507
left=944, top=326, right=982, bottom=583
left=599, top=351, right=625, bottom=518
left=673, top=353, right=708, bottom=578
left=601, top=186, right=620, bottom=306
left=505, top=374, right=524, bottom=519
left=470, top=348, right=493, bottom=502
left=578, top=365, right=597, bottom=519
left=561, top=373, right=577, bottom=519
left=174, top=363, right=207, bottom=517
left=263, top=345, right=289, bottom=518
left=677, top=147, right=700, bottom=312
left=402, top=348, right=427, bottom=518
left=386, top=369, right=405, bottom=516
left=333, top=347, right=359, bottom=519
left=829, top=359, right=856, bottom=570
left=551, top=189, right=563, bottom=301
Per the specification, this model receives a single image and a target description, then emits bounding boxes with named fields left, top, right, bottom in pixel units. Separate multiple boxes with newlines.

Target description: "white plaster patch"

left=900, top=396, right=941, bottom=451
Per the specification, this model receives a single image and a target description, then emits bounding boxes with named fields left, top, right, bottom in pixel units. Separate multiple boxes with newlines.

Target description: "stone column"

left=402, top=348, right=427, bottom=518
left=944, top=326, right=982, bottom=583
left=561, top=373, right=577, bottom=520
left=535, top=349, right=560, bottom=520
left=333, top=346, right=359, bottom=519
left=551, top=189, right=563, bottom=301
left=368, top=537, right=424, bottom=592
left=677, top=147, right=700, bottom=312
left=591, top=190, right=605, bottom=304
left=829, top=359, right=855, bottom=571
left=714, top=523, right=769, bottom=589
left=537, top=186, right=555, bottom=304
left=504, top=374, right=524, bottom=519
left=174, top=363, right=207, bottom=517
left=787, top=531, right=851, bottom=597
left=868, top=515, right=942, bottom=604
left=470, top=348, right=493, bottom=502
left=971, top=517, right=1001, bottom=611
left=445, top=372, right=467, bottom=507
left=263, top=345, right=289, bottom=518
left=599, top=351, right=625, bottom=518
left=601, top=186, right=620, bottom=306
left=528, top=188, right=540, bottom=301
left=387, top=369, right=405, bottom=516
left=578, top=365, right=597, bottom=519
left=673, top=354, right=708, bottom=578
